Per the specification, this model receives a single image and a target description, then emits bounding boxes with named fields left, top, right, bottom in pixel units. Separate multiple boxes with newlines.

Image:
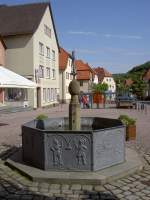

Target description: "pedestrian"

left=81, top=95, right=89, bottom=109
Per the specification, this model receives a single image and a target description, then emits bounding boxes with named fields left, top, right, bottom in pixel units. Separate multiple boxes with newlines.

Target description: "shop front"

left=0, top=66, right=36, bottom=108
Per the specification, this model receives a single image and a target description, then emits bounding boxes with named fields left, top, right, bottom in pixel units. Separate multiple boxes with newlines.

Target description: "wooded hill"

left=128, top=61, right=150, bottom=74
left=113, top=61, right=150, bottom=98
left=113, top=61, right=150, bottom=79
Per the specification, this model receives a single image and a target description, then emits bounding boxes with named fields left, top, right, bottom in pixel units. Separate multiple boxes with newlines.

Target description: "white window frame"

left=43, top=88, right=47, bottom=102
left=52, top=50, right=55, bottom=61
left=39, top=42, right=44, bottom=56
left=51, top=88, right=54, bottom=101
left=46, top=67, right=50, bottom=79
left=46, top=46, right=50, bottom=58
left=47, top=88, right=51, bottom=102
left=39, top=65, right=44, bottom=78
left=44, top=24, right=51, bottom=38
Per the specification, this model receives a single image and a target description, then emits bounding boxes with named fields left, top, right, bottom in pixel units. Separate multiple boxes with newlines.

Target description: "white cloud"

left=67, top=30, right=143, bottom=40
left=67, top=31, right=97, bottom=36
left=104, top=34, right=142, bottom=40
left=70, top=47, right=150, bottom=58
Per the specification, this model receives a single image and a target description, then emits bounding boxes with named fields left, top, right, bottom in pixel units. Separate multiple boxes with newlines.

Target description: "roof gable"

left=59, top=47, right=71, bottom=70
left=75, top=60, right=93, bottom=80
left=0, top=3, right=48, bottom=36
left=77, top=71, right=91, bottom=80
left=75, top=60, right=91, bottom=71
left=0, top=2, right=59, bottom=50
left=93, top=67, right=112, bottom=82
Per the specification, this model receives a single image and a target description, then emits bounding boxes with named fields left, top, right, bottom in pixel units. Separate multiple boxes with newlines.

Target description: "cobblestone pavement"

left=0, top=146, right=150, bottom=200
left=0, top=105, right=150, bottom=199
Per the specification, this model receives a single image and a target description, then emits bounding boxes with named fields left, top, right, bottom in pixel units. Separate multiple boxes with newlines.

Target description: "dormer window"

left=44, top=24, right=51, bottom=38
left=39, top=42, right=44, bottom=56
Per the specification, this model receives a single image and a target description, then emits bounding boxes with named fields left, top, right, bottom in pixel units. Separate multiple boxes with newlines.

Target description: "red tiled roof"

left=143, top=69, right=150, bottom=81
left=77, top=71, right=91, bottom=80
left=75, top=60, right=93, bottom=80
left=93, top=67, right=112, bottom=82
left=125, top=78, right=133, bottom=86
left=59, top=47, right=71, bottom=70
left=75, top=60, right=89, bottom=71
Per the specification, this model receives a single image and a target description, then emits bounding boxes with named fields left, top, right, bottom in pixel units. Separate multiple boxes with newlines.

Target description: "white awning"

left=0, top=66, right=36, bottom=88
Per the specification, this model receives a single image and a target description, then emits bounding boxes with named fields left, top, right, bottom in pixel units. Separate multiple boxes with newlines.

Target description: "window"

left=66, top=72, right=69, bottom=79
left=51, top=88, right=54, bottom=101
left=46, top=47, right=50, bottom=58
left=44, top=24, right=51, bottom=38
left=46, top=67, right=50, bottom=78
left=54, top=88, right=57, bottom=101
left=52, top=50, right=55, bottom=61
left=39, top=42, right=44, bottom=56
left=43, top=88, right=46, bottom=102
left=47, top=88, right=51, bottom=102
left=80, top=81, right=83, bottom=86
left=39, top=65, right=44, bottom=78
left=52, top=69, right=55, bottom=79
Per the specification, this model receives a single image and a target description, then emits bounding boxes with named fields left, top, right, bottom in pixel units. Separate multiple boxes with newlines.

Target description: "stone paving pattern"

left=0, top=105, right=150, bottom=199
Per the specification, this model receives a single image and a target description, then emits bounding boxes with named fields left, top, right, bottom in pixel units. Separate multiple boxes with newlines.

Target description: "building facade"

left=59, top=47, right=72, bottom=103
left=75, top=60, right=94, bottom=93
left=0, top=3, right=59, bottom=108
left=0, top=37, right=5, bottom=66
left=0, top=37, right=6, bottom=104
left=94, top=67, right=116, bottom=99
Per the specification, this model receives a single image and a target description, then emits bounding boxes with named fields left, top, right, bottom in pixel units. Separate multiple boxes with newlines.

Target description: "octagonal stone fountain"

left=22, top=51, right=125, bottom=172
left=22, top=117, right=125, bottom=171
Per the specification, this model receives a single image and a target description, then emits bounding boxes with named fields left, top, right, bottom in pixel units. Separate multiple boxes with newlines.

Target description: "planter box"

left=126, top=125, right=136, bottom=141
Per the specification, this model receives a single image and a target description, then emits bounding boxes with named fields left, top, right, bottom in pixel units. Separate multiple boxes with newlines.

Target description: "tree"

left=92, top=83, right=108, bottom=94
left=131, top=78, right=147, bottom=99
left=92, top=83, right=108, bottom=108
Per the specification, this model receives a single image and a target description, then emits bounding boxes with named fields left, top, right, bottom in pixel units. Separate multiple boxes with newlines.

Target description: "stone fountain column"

left=69, top=79, right=80, bottom=130
left=68, top=51, right=80, bottom=130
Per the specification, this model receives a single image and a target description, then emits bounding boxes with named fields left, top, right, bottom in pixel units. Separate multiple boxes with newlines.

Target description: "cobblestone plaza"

left=0, top=105, right=150, bottom=199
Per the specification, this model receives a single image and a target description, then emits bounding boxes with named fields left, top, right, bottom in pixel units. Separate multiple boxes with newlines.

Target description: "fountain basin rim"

left=22, top=117, right=124, bottom=132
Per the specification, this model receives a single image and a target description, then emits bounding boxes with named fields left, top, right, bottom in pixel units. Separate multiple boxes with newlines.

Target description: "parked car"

left=116, top=95, right=136, bottom=108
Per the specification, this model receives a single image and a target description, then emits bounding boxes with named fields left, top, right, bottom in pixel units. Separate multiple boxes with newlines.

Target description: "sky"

left=1, top=0, right=150, bottom=73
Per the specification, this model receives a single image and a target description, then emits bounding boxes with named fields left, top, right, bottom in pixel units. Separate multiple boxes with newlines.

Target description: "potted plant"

left=118, top=114, right=136, bottom=141
left=35, top=114, right=48, bottom=130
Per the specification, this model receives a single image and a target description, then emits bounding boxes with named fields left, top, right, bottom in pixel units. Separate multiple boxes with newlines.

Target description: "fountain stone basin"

left=22, top=117, right=125, bottom=171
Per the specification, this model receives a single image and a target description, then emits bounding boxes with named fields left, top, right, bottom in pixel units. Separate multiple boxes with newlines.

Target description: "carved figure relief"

left=75, top=139, right=87, bottom=165
left=50, top=138, right=63, bottom=166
